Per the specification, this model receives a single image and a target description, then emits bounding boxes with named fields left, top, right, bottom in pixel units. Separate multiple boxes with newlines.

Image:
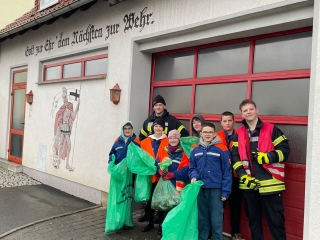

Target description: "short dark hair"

left=239, top=99, right=257, bottom=111
left=221, top=111, right=234, bottom=120
left=201, top=122, right=215, bottom=131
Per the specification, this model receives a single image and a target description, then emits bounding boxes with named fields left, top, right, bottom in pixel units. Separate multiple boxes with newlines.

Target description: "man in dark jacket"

left=139, top=95, right=189, bottom=141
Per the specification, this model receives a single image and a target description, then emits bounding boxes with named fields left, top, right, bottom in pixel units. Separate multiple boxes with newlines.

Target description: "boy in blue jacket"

left=189, top=122, right=232, bottom=240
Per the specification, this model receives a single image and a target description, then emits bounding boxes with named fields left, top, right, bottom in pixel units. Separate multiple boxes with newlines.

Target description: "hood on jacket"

left=191, top=115, right=206, bottom=137
left=121, top=120, right=134, bottom=141
left=199, top=134, right=222, bottom=148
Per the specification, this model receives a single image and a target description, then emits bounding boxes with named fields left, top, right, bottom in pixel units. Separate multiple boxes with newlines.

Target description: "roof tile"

left=0, top=0, right=78, bottom=34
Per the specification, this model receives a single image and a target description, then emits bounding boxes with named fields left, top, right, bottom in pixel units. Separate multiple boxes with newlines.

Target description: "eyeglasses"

left=168, top=137, right=179, bottom=140
left=123, top=128, right=132, bottom=131
left=202, top=131, right=215, bottom=135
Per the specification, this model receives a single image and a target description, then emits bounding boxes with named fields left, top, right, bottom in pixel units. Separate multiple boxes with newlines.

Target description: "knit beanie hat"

left=168, top=129, right=181, bottom=139
left=153, top=95, right=166, bottom=106
left=153, top=118, right=166, bottom=130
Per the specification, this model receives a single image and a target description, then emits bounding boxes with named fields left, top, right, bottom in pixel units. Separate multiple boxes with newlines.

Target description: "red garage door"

left=150, top=27, right=311, bottom=240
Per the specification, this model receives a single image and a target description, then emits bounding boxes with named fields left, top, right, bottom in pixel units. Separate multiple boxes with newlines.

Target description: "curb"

left=0, top=205, right=103, bottom=238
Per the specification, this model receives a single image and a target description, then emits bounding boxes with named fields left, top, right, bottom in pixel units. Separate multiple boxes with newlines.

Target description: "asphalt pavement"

left=0, top=168, right=231, bottom=240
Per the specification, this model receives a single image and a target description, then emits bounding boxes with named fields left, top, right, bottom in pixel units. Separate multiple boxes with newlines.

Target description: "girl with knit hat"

left=154, top=129, right=190, bottom=239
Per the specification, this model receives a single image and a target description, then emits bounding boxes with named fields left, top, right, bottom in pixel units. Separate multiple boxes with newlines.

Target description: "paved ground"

left=0, top=168, right=231, bottom=240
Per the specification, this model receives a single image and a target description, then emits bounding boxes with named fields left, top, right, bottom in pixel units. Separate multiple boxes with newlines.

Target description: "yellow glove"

left=256, top=152, right=270, bottom=164
left=240, top=175, right=260, bottom=190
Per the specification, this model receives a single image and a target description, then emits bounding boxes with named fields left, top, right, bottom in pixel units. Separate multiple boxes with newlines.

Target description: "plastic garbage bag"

left=126, top=142, right=157, bottom=175
left=105, top=155, right=133, bottom=233
left=151, top=177, right=180, bottom=211
left=127, top=143, right=157, bottom=202
left=180, top=136, right=199, bottom=157
left=162, top=181, right=204, bottom=240
left=134, top=174, right=151, bottom=202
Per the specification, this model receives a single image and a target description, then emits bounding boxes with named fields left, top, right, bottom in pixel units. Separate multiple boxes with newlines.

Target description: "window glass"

left=154, top=51, right=194, bottom=81
left=197, top=42, right=250, bottom=78
left=13, top=71, right=27, bottom=83
left=45, top=66, right=61, bottom=80
left=277, top=125, right=307, bottom=164
left=252, top=78, right=309, bottom=116
left=40, top=0, right=58, bottom=9
left=153, top=86, right=192, bottom=113
left=195, top=82, right=247, bottom=114
left=254, top=31, right=312, bottom=73
left=85, top=58, right=108, bottom=76
left=63, top=62, right=81, bottom=78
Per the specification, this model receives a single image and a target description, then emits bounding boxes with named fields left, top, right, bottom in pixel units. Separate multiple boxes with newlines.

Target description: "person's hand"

left=240, top=174, right=260, bottom=190
left=255, top=152, right=270, bottom=164
left=163, top=172, right=175, bottom=180
left=221, top=197, right=227, bottom=201
left=158, top=169, right=167, bottom=176
left=191, top=178, right=197, bottom=183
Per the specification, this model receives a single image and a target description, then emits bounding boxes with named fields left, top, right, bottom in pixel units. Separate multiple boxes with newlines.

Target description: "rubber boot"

left=141, top=213, right=154, bottom=232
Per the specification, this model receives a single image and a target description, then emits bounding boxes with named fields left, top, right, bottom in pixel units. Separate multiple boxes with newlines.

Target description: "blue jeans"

left=197, top=188, right=224, bottom=240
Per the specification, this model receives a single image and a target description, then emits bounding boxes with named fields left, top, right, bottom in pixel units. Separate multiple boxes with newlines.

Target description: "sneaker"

left=232, top=233, right=242, bottom=240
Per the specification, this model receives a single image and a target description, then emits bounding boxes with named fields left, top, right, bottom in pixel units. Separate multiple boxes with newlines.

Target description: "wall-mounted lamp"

left=26, top=90, right=34, bottom=105
left=110, top=83, right=121, bottom=105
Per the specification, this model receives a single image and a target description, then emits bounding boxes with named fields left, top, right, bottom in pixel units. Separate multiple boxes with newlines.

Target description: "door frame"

left=8, top=68, right=27, bottom=164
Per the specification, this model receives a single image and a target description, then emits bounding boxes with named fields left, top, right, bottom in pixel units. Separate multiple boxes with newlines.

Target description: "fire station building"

left=0, top=0, right=319, bottom=239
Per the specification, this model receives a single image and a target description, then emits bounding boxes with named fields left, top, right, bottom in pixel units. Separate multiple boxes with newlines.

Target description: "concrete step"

left=0, top=158, right=23, bottom=172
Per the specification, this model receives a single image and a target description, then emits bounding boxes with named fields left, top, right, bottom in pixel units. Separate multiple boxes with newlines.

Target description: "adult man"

left=139, top=95, right=189, bottom=141
left=53, top=87, right=80, bottom=171
left=232, top=99, right=290, bottom=240
left=217, top=111, right=242, bottom=240
left=138, top=94, right=189, bottom=223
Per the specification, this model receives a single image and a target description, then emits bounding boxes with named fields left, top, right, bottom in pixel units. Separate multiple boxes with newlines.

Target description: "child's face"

left=153, top=124, right=164, bottom=135
left=241, top=103, right=258, bottom=122
left=200, top=126, right=216, bottom=143
left=220, top=115, right=234, bottom=132
left=168, top=136, right=180, bottom=147
left=192, top=118, right=202, bottom=132
left=123, top=124, right=133, bottom=137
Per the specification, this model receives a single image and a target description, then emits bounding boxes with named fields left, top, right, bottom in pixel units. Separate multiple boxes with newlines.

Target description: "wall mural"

left=24, top=7, right=155, bottom=57
left=50, top=87, right=80, bottom=172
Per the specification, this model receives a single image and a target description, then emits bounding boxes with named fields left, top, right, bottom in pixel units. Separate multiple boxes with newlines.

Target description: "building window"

left=43, top=54, right=108, bottom=82
left=39, top=0, right=59, bottom=11
left=151, top=27, right=311, bottom=165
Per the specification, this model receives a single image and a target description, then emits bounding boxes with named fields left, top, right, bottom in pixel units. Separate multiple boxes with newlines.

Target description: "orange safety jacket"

left=217, top=129, right=237, bottom=177
left=140, top=137, right=169, bottom=183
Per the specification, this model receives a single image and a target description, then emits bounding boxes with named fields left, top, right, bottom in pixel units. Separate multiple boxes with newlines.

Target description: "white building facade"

left=0, top=0, right=319, bottom=239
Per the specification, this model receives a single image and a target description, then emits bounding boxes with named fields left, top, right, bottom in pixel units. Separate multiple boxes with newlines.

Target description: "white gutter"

left=0, top=0, right=96, bottom=40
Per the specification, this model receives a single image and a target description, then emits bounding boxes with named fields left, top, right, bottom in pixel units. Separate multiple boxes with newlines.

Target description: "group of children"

left=107, top=110, right=241, bottom=240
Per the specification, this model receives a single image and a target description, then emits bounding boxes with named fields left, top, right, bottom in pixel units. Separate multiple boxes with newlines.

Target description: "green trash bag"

left=126, top=142, right=157, bottom=174
left=127, top=142, right=157, bottom=202
left=162, top=181, right=204, bottom=240
left=105, top=155, right=133, bottom=233
left=180, top=136, right=199, bottom=157
left=134, top=174, right=151, bottom=202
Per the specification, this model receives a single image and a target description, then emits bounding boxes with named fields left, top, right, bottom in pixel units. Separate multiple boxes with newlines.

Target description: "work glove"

left=240, top=174, right=260, bottom=190
left=163, top=172, right=175, bottom=180
left=158, top=169, right=168, bottom=176
left=255, top=152, right=270, bottom=164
